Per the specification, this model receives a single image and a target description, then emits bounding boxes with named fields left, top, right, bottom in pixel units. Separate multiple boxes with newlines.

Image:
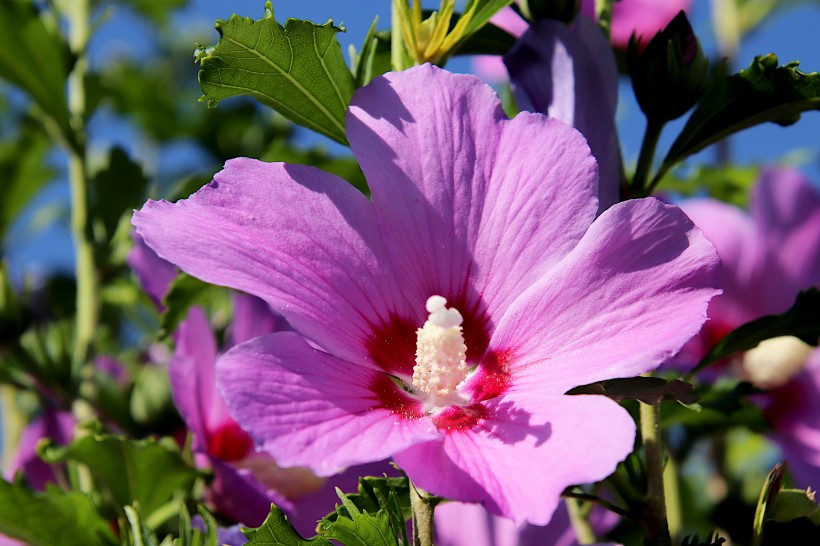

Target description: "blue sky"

left=5, top=0, right=820, bottom=282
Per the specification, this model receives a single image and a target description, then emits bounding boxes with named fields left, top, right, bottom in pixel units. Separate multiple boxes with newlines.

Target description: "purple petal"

left=436, top=501, right=618, bottom=546
left=133, top=158, right=412, bottom=366
left=127, top=232, right=177, bottom=308
left=207, top=456, right=292, bottom=527
left=396, top=393, right=635, bottom=524
left=763, top=351, right=820, bottom=488
left=347, top=64, right=599, bottom=332
left=489, top=198, right=720, bottom=394
left=678, top=198, right=765, bottom=327
left=216, top=332, right=438, bottom=476
left=608, top=0, right=692, bottom=48
left=751, top=167, right=820, bottom=314
left=506, top=17, right=620, bottom=212
left=169, top=307, right=222, bottom=445
left=7, top=410, right=74, bottom=491
left=229, top=292, right=283, bottom=346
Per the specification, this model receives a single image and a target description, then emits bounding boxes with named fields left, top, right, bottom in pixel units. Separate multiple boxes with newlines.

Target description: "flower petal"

left=679, top=198, right=764, bottom=326
left=751, top=167, right=820, bottom=314
left=490, top=198, right=720, bottom=394
left=127, top=233, right=177, bottom=309
left=133, top=158, right=411, bottom=365
left=207, top=457, right=291, bottom=527
left=216, top=332, right=437, bottom=477
left=229, top=293, right=283, bottom=346
left=396, top=393, right=635, bottom=524
left=506, top=17, right=620, bottom=211
left=347, top=64, right=598, bottom=330
left=7, top=409, right=74, bottom=491
left=169, top=307, right=222, bottom=444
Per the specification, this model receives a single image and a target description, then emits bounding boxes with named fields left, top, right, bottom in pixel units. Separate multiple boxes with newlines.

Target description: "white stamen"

left=740, top=336, right=814, bottom=389
left=412, top=296, right=469, bottom=407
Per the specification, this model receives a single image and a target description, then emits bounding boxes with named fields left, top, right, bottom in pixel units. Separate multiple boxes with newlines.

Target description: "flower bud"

left=520, top=0, right=580, bottom=23
left=628, top=11, right=708, bottom=122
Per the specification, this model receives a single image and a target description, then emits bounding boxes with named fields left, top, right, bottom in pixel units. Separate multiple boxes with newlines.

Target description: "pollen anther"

left=412, top=296, right=469, bottom=406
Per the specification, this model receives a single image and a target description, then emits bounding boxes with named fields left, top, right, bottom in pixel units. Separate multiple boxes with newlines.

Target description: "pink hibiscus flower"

left=679, top=167, right=820, bottom=485
left=133, top=64, right=719, bottom=524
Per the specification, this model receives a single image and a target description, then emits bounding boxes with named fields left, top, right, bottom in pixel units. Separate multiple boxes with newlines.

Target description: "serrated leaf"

left=197, top=2, right=355, bottom=145
left=692, top=288, right=820, bottom=375
left=0, top=2, right=72, bottom=138
left=319, top=510, right=398, bottom=546
left=0, top=481, right=116, bottom=546
left=321, top=476, right=411, bottom=525
left=660, top=55, right=820, bottom=177
left=568, top=377, right=699, bottom=405
left=242, top=505, right=333, bottom=546
left=40, top=431, right=198, bottom=519
left=159, top=273, right=222, bottom=338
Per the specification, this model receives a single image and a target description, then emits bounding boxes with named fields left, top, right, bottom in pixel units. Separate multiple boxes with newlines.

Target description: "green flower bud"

left=629, top=11, right=708, bottom=122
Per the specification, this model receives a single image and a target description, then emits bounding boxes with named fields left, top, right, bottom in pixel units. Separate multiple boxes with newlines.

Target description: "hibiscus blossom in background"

left=3, top=409, right=73, bottom=491
left=129, top=236, right=392, bottom=533
left=133, top=64, right=719, bottom=525
left=473, top=0, right=691, bottom=82
left=435, top=501, right=618, bottom=546
left=678, top=167, right=820, bottom=486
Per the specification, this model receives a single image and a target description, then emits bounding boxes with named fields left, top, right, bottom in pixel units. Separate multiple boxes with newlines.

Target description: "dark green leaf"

left=567, top=377, right=699, bottom=405
left=453, top=21, right=516, bottom=56
left=90, top=147, right=148, bottom=244
left=197, top=2, right=355, bottom=145
left=693, top=288, right=820, bottom=374
left=0, top=2, right=72, bottom=137
left=0, top=118, right=54, bottom=240
left=159, top=273, right=222, bottom=339
left=321, top=476, right=411, bottom=529
left=242, top=504, right=333, bottom=545
left=661, top=55, right=820, bottom=175
left=317, top=489, right=399, bottom=546
left=40, top=430, right=199, bottom=519
left=0, top=481, right=116, bottom=546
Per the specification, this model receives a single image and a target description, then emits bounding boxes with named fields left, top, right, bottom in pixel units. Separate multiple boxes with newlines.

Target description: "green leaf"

left=0, top=2, right=72, bottom=137
left=40, top=430, right=199, bottom=520
left=90, top=147, right=149, bottom=246
left=113, top=0, right=188, bottom=24
left=568, top=377, right=699, bottom=405
left=0, top=118, right=55, bottom=240
left=657, top=163, right=760, bottom=207
left=322, top=476, right=411, bottom=525
left=197, top=2, right=355, bottom=145
left=660, top=55, right=820, bottom=176
left=692, top=288, right=820, bottom=374
left=460, top=0, right=516, bottom=38
left=123, top=505, right=161, bottom=546
left=0, top=480, right=117, bottom=546
left=242, top=504, right=333, bottom=546
left=317, top=489, right=400, bottom=546
left=159, top=273, right=223, bottom=338
left=452, top=21, right=516, bottom=56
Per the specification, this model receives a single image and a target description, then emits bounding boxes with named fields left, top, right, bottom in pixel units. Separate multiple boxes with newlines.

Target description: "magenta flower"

left=4, top=409, right=74, bottom=491
left=678, top=167, right=820, bottom=485
left=435, top=501, right=618, bottom=546
left=580, top=0, right=692, bottom=49
left=133, top=65, right=719, bottom=524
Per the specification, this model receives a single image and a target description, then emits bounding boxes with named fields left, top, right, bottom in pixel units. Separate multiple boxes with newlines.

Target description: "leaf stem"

left=632, top=117, right=665, bottom=196
left=565, top=497, right=596, bottom=544
left=640, top=401, right=671, bottom=546
left=65, top=0, right=97, bottom=368
left=409, top=482, right=439, bottom=546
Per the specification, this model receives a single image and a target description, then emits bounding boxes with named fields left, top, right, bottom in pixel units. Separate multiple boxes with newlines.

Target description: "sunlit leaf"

left=197, top=2, right=355, bottom=144
left=243, top=504, right=332, bottom=546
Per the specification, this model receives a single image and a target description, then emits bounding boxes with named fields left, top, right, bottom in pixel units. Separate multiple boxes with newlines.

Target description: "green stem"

left=65, top=0, right=97, bottom=368
left=663, top=455, right=682, bottom=543
left=631, top=118, right=665, bottom=196
left=565, top=497, right=596, bottom=544
left=409, top=483, right=438, bottom=546
left=640, top=401, right=671, bottom=546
